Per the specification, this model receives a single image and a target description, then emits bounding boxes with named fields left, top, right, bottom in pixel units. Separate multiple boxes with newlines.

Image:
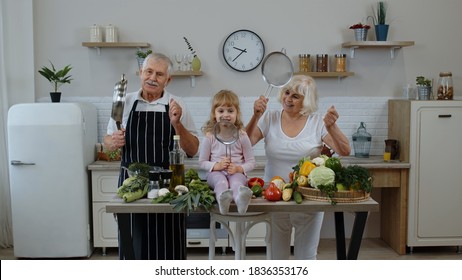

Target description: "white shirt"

left=257, top=108, right=327, bottom=183
left=106, top=89, right=198, bottom=137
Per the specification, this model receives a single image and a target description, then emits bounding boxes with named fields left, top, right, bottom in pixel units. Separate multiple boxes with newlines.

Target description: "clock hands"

left=233, top=47, right=247, bottom=53
left=232, top=47, right=247, bottom=62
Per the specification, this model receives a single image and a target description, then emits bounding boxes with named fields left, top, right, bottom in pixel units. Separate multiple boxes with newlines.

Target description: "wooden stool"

left=209, top=212, right=272, bottom=260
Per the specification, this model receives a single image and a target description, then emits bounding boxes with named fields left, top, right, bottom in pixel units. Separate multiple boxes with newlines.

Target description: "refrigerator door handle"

left=11, top=160, right=36, bottom=166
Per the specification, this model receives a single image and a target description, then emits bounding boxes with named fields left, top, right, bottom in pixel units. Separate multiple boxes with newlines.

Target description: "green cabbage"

left=308, top=166, right=335, bottom=188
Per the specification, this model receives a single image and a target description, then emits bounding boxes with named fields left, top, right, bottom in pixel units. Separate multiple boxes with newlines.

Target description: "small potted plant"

left=416, top=76, right=432, bottom=100
left=136, top=48, right=152, bottom=69
left=38, top=61, right=73, bottom=102
left=368, top=1, right=389, bottom=41
left=349, top=23, right=370, bottom=41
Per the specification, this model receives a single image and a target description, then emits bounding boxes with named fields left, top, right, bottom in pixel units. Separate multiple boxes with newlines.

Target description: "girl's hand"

left=213, top=157, right=230, bottom=171
left=226, top=163, right=242, bottom=175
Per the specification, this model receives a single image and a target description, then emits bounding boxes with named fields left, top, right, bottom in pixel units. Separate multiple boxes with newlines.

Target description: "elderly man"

left=104, top=53, right=199, bottom=260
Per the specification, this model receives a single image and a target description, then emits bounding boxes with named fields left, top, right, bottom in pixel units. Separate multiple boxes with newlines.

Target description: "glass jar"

left=147, top=170, right=160, bottom=199
left=352, top=122, right=372, bottom=158
left=298, top=54, right=311, bottom=72
left=316, top=54, right=328, bottom=72
left=334, top=54, right=347, bottom=72
left=436, top=72, right=454, bottom=100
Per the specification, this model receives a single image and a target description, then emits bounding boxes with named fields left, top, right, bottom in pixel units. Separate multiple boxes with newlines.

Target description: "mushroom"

left=158, top=188, right=170, bottom=197
left=174, top=185, right=189, bottom=195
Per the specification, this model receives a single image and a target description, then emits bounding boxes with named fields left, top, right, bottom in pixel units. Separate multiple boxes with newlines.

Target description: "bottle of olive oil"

left=169, top=135, right=185, bottom=191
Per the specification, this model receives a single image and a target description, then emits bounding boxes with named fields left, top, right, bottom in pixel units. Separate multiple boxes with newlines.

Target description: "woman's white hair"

left=277, top=74, right=319, bottom=115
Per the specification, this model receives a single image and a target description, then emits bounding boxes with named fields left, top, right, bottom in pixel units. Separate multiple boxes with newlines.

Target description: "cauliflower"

left=308, top=166, right=335, bottom=188
left=271, top=178, right=285, bottom=190
left=312, top=155, right=330, bottom=167
left=311, top=157, right=325, bottom=167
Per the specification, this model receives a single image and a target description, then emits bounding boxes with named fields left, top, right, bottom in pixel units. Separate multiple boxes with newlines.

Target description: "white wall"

left=26, top=0, right=462, bottom=101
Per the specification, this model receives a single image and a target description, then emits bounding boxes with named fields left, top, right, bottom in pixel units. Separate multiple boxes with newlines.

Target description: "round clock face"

left=223, top=29, right=265, bottom=72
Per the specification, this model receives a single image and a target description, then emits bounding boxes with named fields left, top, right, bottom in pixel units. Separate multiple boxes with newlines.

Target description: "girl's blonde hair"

left=277, top=74, right=319, bottom=115
left=201, top=89, right=244, bottom=134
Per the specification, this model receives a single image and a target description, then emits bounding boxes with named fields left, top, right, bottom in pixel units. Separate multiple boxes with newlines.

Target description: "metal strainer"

left=261, top=48, right=294, bottom=98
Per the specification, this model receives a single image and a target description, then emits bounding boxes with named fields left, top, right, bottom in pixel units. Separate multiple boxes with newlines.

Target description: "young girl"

left=199, top=90, right=256, bottom=214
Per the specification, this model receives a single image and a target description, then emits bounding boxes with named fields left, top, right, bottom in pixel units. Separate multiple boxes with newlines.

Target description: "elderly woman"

left=245, top=74, right=351, bottom=260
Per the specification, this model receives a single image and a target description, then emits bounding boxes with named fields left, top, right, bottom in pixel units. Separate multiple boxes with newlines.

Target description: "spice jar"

left=316, top=54, right=328, bottom=72
left=436, top=72, right=454, bottom=100
left=299, top=54, right=311, bottom=72
left=334, top=54, right=347, bottom=72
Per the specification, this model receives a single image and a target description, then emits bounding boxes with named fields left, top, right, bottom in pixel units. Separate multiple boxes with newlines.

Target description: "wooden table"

left=341, top=157, right=410, bottom=254
left=107, top=198, right=379, bottom=260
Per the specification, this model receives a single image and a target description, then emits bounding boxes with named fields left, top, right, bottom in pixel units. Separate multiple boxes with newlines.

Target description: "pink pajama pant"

left=206, top=171, right=247, bottom=201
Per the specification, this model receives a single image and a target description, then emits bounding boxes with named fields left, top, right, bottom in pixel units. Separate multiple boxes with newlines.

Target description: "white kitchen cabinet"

left=90, top=170, right=120, bottom=254
left=388, top=100, right=462, bottom=249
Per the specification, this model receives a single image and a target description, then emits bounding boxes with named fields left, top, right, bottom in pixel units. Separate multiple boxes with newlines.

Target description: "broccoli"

left=128, top=162, right=151, bottom=178
left=185, top=168, right=200, bottom=186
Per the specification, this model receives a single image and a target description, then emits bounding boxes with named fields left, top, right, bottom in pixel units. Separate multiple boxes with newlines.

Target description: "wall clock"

left=222, top=29, right=265, bottom=72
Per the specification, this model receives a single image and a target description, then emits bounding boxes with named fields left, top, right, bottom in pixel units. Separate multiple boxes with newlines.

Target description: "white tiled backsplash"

left=46, top=96, right=390, bottom=157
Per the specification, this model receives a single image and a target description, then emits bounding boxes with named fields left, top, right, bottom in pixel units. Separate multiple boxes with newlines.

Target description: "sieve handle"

left=264, top=84, right=273, bottom=98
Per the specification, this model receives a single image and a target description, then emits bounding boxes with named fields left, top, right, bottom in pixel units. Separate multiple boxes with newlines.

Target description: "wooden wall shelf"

left=82, top=42, right=150, bottom=54
left=172, top=71, right=204, bottom=87
left=294, top=71, right=354, bottom=78
left=341, top=41, right=415, bottom=58
left=82, top=42, right=150, bottom=48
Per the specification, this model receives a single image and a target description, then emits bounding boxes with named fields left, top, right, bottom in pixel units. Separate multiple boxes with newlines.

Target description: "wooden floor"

left=1, top=238, right=461, bottom=260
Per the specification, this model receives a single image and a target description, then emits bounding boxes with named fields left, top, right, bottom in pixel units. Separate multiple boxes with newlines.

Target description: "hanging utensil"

left=213, top=119, right=239, bottom=159
left=261, top=48, right=294, bottom=98
left=111, top=74, right=128, bottom=130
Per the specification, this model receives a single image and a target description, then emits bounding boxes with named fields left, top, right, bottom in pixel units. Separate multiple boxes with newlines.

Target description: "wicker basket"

left=298, top=186, right=370, bottom=203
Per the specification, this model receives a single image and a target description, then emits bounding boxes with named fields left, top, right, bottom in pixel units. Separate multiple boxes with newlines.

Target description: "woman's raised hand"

left=323, top=105, right=339, bottom=128
left=253, top=95, right=268, bottom=116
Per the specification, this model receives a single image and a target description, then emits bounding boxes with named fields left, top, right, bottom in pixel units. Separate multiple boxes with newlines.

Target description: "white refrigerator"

left=7, top=103, right=97, bottom=258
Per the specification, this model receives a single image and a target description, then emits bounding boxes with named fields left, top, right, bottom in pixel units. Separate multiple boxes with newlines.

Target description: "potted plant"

left=368, top=1, right=389, bottom=41
left=136, top=48, right=152, bottom=70
left=38, top=61, right=73, bottom=102
left=416, top=76, right=432, bottom=100
left=349, top=23, right=370, bottom=41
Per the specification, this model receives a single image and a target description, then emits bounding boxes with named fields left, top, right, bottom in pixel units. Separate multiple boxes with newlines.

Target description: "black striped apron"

left=117, top=100, right=186, bottom=260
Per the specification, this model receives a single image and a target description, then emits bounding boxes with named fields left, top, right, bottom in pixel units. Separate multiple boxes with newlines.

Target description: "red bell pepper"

left=247, top=177, right=265, bottom=188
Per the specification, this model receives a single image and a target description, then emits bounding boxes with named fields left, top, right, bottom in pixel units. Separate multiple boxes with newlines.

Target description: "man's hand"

left=169, top=98, right=182, bottom=124
left=110, top=128, right=126, bottom=149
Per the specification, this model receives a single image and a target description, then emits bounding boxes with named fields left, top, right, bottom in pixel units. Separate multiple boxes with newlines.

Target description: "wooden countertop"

left=88, top=155, right=410, bottom=171
left=106, top=197, right=379, bottom=214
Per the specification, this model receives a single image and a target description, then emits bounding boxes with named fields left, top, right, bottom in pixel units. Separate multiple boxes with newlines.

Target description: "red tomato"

left=248, top=177, right=265, bottom=188
left=264, top=182, right=282, bottom=201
